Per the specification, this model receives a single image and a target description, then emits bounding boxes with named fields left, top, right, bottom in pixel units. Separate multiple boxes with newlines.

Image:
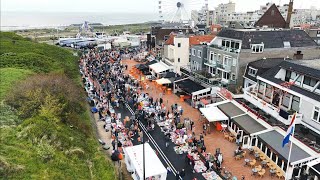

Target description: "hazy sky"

left=2, top=0, right=320, bottom=13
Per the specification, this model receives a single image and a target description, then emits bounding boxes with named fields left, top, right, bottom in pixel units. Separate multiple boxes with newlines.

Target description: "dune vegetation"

left=0, top=32, right=116, bottom=179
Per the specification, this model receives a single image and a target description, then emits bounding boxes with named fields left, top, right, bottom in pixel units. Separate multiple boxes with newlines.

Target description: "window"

left=265, top=84, right=273, bottom=98
left=223, top=72, right=230, bottom=80
left=258, top=81, right=266, bottom=94
left=198, top=50, right=202, bottom=58
left=303, top=76, right=318, bottom=87
left=251, top=44, right=264, bottom=53
left=312, top=106, right=320, bottom=122
left=210, top=53, right=214, bottom=61
left=291, top=95, right=300, bottom=112
left=235, top=42, right=240, bottom=49
left=285, top=70, right=291, bottom=82
left=231, top=73, right=236, bottom=81
left=248, top=67, right=258, bottom=77
left=192, top=49, right=196, bottom=56
left=282, top=93, right=291, bottom=108
left=178, top=58, right=180, bottom=63
left=222, top=40, right=226, bottom=47
left=178, top=43, right=181, bottom=47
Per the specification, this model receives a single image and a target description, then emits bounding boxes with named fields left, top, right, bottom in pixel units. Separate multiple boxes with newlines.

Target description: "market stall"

left=124, top=143, right=167, bottom=180
left=199, top=106, right=229, bottom=131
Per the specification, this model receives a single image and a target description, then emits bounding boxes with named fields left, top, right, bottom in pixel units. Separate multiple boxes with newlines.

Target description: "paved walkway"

left=122, top=59, right=275, bottom=180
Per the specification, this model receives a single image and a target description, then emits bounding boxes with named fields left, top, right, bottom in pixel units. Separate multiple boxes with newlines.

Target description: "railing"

left=180, top=66, right=221, bottom=87
left=209, top=44, right=240, bottom=54
left=243, top=90, right=303, bottom=126
left=216, top=63, right=232, bottom=72
left=204, top=59, right=216, bottom=66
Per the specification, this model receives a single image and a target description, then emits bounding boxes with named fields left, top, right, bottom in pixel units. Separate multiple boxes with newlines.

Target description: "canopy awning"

left=175, top=79, right=205, bottom=94
left=200, top=106, right=229, bottom=122
left=145, top=60, right=157, bottom=66
left=257, top=130, right=311, bottom=163
left=149, top=62, right=171, bottom=74
left=232, top=114, right=267, bottom=134
left=156, top=78, right=172, bottom=85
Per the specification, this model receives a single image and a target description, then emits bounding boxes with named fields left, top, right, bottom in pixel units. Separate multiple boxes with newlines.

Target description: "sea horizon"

left=0, top=11, right=160, bottom=31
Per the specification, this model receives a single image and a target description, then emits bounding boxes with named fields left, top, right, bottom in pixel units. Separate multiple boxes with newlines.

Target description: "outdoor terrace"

left=122, top=59, right=280, bottom=179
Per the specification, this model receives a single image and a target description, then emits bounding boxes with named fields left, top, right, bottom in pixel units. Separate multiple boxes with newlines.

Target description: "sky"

left=2, top=0, right=320, bottom=13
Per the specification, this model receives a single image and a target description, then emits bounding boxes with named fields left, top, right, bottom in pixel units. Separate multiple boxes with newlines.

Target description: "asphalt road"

left=113, top=102, right=205, bottom=180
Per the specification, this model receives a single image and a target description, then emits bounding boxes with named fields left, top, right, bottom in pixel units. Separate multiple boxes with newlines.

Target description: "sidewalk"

left=122, top=59, right=273, bottom=180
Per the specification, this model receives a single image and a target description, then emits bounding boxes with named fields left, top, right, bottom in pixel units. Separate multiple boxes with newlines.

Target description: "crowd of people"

left=79, top=46, right=235, bottom=180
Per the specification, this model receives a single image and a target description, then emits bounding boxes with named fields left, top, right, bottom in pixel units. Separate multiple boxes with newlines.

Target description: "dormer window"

left=248, top=67, right=258, bottom=77
left=251, top=44, right=264, bottom=53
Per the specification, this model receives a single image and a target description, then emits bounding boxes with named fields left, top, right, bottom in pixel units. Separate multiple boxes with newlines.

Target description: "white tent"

left=156, top=78, right=172, bottom=85
left=124, top=143, right=167, bottom=180
left=199, top=106, right=229, bottom=122
left=149, top=62, right=171, bottom=74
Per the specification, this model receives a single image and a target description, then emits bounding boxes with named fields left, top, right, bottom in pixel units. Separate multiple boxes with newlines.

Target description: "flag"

left=282, top=113, right=296, bottom=147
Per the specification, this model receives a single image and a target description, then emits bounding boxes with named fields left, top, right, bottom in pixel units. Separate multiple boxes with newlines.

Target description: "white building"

left=243, top=59, right=320, bottom=130
left=291, top=8, right=320, bottom=27
left=191, top=6, right=215, bottom=26
left=163, top=34, right=214, bottom=75
left=214, top=2, right=236, bottom=25
left=163, top=34, right=190, bottom=75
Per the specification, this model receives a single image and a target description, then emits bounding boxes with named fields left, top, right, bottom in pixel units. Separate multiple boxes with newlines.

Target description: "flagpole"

left=285, top=124, right=295, bottom=180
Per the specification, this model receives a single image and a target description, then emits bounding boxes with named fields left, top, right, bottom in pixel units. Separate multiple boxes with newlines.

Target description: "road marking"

left=124, top=103, right=179, bottom=177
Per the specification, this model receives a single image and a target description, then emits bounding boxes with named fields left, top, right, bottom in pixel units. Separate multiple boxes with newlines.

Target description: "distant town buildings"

left=191, top=1, right=320, bottom=28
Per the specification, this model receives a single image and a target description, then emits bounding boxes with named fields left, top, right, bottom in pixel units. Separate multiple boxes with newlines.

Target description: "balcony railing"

left=216, top=63, right=231, bottom=72
left=243, top=87, right=303, bottom=125
left=209, top=44, right=240, bottom=54
left=180, top=66, right=221, bottom=86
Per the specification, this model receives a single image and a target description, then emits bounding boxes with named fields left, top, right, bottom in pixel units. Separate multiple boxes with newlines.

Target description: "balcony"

left=180, top=66, right=221, bottom=87
left=209, top=44, right=240, bottom=54
left=204, top=59, right=216, bottom=66
left=216, top=63, right=232, bottom=72
left=243, top=86, right=303, bottom=126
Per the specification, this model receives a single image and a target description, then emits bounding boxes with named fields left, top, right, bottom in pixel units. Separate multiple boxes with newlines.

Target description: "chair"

left=224, top=132, right=229, bottom=139
left=249, top=159, right=256, bottom=167
left=240, top=151, right=247, bottom=158
left=276, top=171, right=284, bottom=179
left=258, top=169, right=266, bottom=178
left=228, top=136, right=235, bottom=142
left=235, top=155, right=241, bottom=160
left=255, top=165, right=262, bottom=172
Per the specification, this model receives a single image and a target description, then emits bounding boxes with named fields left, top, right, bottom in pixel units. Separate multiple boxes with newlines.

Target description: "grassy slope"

left=0, top=68, right=33, bottom=100
left=0, top=32, right=116, bottom=179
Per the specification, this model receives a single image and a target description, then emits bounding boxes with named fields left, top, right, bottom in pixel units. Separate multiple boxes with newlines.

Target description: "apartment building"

left=204, top=29, right=320, bottom=90
left=163, top=34, right=215, bottom=75
left=243, top=59, right=320, bottom=138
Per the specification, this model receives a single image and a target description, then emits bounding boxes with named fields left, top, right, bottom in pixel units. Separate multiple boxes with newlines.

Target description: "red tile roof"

left=189, top=35, right=215, bottom=46
left=164, top=34, right=176, bottom=45
left=164, top=34, right=215, bottom=46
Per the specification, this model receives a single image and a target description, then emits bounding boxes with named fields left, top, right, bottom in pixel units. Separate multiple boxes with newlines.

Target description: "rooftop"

left=259, top=60, right=320, bottom=101
left=244, top=58, right=286, bottom=82
left=164, top=34, right=215, bottom=46
left=217, top=29, right=317, bottom=49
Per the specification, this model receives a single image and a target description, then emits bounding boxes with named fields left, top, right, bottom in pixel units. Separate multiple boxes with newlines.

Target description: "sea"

left=0, top=11, right=160, bottom=31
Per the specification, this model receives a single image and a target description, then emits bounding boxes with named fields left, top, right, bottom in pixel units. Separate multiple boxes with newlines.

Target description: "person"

left=203, top=123, right=207, bottom=136
left=207, top=122, right=210, bottom=134
left=175, top=171, right=180, bottom=180
left=111, top=139, right=116, bottom=150
left=201, top=145, right=207, bottom=153
left=236, top=132, right=241, bottom=145
left=180, top=169, right=185, bottom=179
left=165, top=134, right=170, bottom=148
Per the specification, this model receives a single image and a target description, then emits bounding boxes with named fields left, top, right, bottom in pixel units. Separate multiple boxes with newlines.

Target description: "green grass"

left=0, top=68, right=33, bottom=100
left=0, top=32, right=117, bottom=179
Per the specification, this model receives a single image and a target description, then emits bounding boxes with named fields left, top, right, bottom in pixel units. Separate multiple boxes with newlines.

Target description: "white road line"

left=124, top=103, right=179, bottom=176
